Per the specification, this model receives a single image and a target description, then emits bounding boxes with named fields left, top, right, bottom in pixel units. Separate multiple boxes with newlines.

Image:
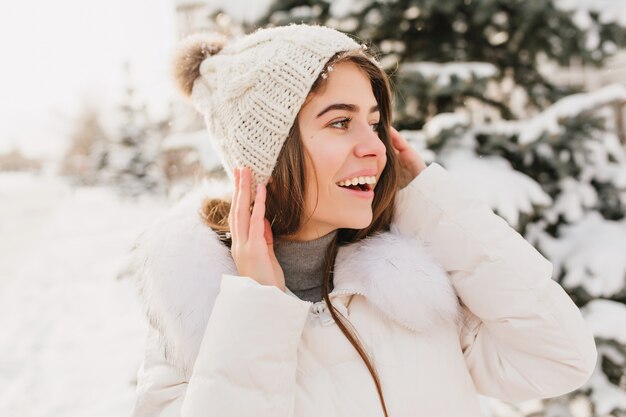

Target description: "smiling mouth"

left=337, top=183, right=373, bottom=192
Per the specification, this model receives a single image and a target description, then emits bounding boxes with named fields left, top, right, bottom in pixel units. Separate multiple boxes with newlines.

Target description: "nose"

left=354, top=123, right=386, bottom=158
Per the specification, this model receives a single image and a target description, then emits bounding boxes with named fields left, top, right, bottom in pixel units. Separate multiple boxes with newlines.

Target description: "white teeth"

left=337, top=175, right=377, bottom=187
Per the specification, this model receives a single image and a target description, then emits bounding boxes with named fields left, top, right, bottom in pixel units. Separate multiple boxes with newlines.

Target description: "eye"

left=370, top=122, right=380, bottom=131
left=329, top=117, right=351, bottom=129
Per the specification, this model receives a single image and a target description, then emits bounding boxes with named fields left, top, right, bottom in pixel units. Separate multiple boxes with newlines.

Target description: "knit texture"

left=188, top=24, right=363, bottom=192
left=274, top=230, right=337, bottom=302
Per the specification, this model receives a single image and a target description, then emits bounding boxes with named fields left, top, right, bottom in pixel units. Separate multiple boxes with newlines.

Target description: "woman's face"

left=291, top=61, right=387, bottom=240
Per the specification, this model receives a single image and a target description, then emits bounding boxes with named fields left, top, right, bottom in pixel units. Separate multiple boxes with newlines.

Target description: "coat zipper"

left=309, top=289, right=365, bottom=326
left=311, top=301, right=334, bottom=326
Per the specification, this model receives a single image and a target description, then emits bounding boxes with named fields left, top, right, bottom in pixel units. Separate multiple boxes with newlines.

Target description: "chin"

left=339, top=214, right=373, bottom=230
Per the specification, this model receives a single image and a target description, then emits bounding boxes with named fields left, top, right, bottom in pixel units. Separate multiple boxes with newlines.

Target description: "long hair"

left=201, top=49, right=399, bottom=417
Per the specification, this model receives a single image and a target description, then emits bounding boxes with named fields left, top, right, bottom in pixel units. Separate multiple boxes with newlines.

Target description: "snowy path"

left=0, top=173, right=167, bottom=417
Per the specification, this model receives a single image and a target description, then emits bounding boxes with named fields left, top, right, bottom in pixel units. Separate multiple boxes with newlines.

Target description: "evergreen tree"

left=100, top=62, right=170, bottom=197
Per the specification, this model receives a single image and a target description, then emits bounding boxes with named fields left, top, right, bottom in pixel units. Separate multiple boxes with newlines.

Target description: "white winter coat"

left=130, top=163, right=597, bottom=417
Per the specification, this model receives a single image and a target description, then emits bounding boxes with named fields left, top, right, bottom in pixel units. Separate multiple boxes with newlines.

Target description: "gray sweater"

left=274, top=230, right=337, bottom=302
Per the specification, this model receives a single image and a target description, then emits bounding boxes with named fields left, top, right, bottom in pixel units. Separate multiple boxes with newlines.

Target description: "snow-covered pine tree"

left=101, top=62, right=170, bottom=197
left=254, top=1, right=626, bottom=415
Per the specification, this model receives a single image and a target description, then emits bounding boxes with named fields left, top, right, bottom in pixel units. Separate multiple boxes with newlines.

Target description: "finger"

left=249, top=183, right=266, bottom=242
left=390, top=127, right=408, bottom=151
left=236, top=166, right=251, bottom=243
left=263, top=217, right=274, bottom=247
left=264, top=218, right=277, bottom=263
left=229, top=167, right=240, bottom=243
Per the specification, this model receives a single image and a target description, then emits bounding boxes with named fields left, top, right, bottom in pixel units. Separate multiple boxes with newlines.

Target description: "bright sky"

left=0, top=0, right=176, bottom=159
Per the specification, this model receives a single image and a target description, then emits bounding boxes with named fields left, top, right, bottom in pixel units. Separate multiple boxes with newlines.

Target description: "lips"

left=335, top=168, right=378, bottom=200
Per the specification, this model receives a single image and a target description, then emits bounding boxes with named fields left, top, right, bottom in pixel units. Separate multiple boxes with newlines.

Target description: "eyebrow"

left=316, top=103, right=379, bottom=118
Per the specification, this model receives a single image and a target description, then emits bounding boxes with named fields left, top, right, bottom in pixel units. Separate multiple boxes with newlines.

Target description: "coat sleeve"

left=393, top=162, right=598, bottom=403
left=132, top=274, right=311, bottom=417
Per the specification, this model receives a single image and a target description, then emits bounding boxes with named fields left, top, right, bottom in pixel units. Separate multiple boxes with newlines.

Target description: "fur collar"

left=131, top=179, right=461, bottom=377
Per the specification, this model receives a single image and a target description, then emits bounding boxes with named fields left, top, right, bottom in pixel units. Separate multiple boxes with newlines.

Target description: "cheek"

left=318, top=153, right=347, bottom=199
left=305, top=137, right=347, bottom=183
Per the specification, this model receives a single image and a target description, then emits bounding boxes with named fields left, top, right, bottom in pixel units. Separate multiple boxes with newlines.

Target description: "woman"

left=131, top=24, right=597, bottom=417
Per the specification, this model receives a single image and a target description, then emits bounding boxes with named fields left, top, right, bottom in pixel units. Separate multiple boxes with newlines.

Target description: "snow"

left=289, top=5, right=320, bottom=20
left=400, top=112, right=473, bottom=164
left=582, top=345, right=626, bottom=415
left=400, top=62, right=499, bottom=87
left=403, top=113, right=554, bottom=229
left=582, top=131, right=626, bottom=190
left=421, top=112, right=470, bottom=138
left=0, top=173, right=168, bottom=417
left=329, top=0, right=366, bottom=19
left=544, top=177, right=597, bottom=223
left=176, top=0, right=274, bottom=24
left=401, top=113, right=560, bottom=227
left=481, top=84, right=626, bottom=145
left=364, top=8, right=383, bottom=25
left=379, top=40, right=406, bottom=54
left=398, top=130, right=437, bottom=164
left=403, top=6, right=421, bottom=20
left=582, top=299, right=626, bottom=344
left=585, top=28, right=600, bottom=51
left=439, top=149, right=553, bottom=228
left=0, top=173, right=68, bottom=293
left=556, top=0, right=626, bottom=27
left=528, top=212, right=626, bottom=298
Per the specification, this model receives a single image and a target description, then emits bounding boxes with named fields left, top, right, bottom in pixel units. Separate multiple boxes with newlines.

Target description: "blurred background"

left=1, top=1, right=625, bottom=416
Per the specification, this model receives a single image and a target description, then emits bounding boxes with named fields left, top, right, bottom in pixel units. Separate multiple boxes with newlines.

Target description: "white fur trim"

left=131, top=180, right=237, bottom=377
left=131, top=179, right=461, bottom=376
left=335, top=232, right=461, bottom=333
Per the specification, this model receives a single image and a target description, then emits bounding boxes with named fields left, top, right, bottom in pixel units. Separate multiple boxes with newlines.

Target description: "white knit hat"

left=173, top=24, right=367, bottom=192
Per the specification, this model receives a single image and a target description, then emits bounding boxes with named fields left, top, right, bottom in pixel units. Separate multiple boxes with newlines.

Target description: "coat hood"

left=130, top=179, right=461, bottom=376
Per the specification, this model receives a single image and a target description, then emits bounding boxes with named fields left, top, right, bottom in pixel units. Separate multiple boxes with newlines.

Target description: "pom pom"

left=172, top=33, right=225, bottom=97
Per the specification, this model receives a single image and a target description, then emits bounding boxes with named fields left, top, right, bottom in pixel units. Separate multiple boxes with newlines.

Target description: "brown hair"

left=201, top=49, right=399, bottom=417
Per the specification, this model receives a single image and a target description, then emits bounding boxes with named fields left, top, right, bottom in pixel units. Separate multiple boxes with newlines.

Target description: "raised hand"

left=389, top=127, right=427, bottom=189
left=228, top=167, right=286, bottom=292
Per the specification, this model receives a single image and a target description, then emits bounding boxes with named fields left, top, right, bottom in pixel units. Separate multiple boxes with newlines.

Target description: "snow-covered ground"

left=0, top=172, right=167, bottom=417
